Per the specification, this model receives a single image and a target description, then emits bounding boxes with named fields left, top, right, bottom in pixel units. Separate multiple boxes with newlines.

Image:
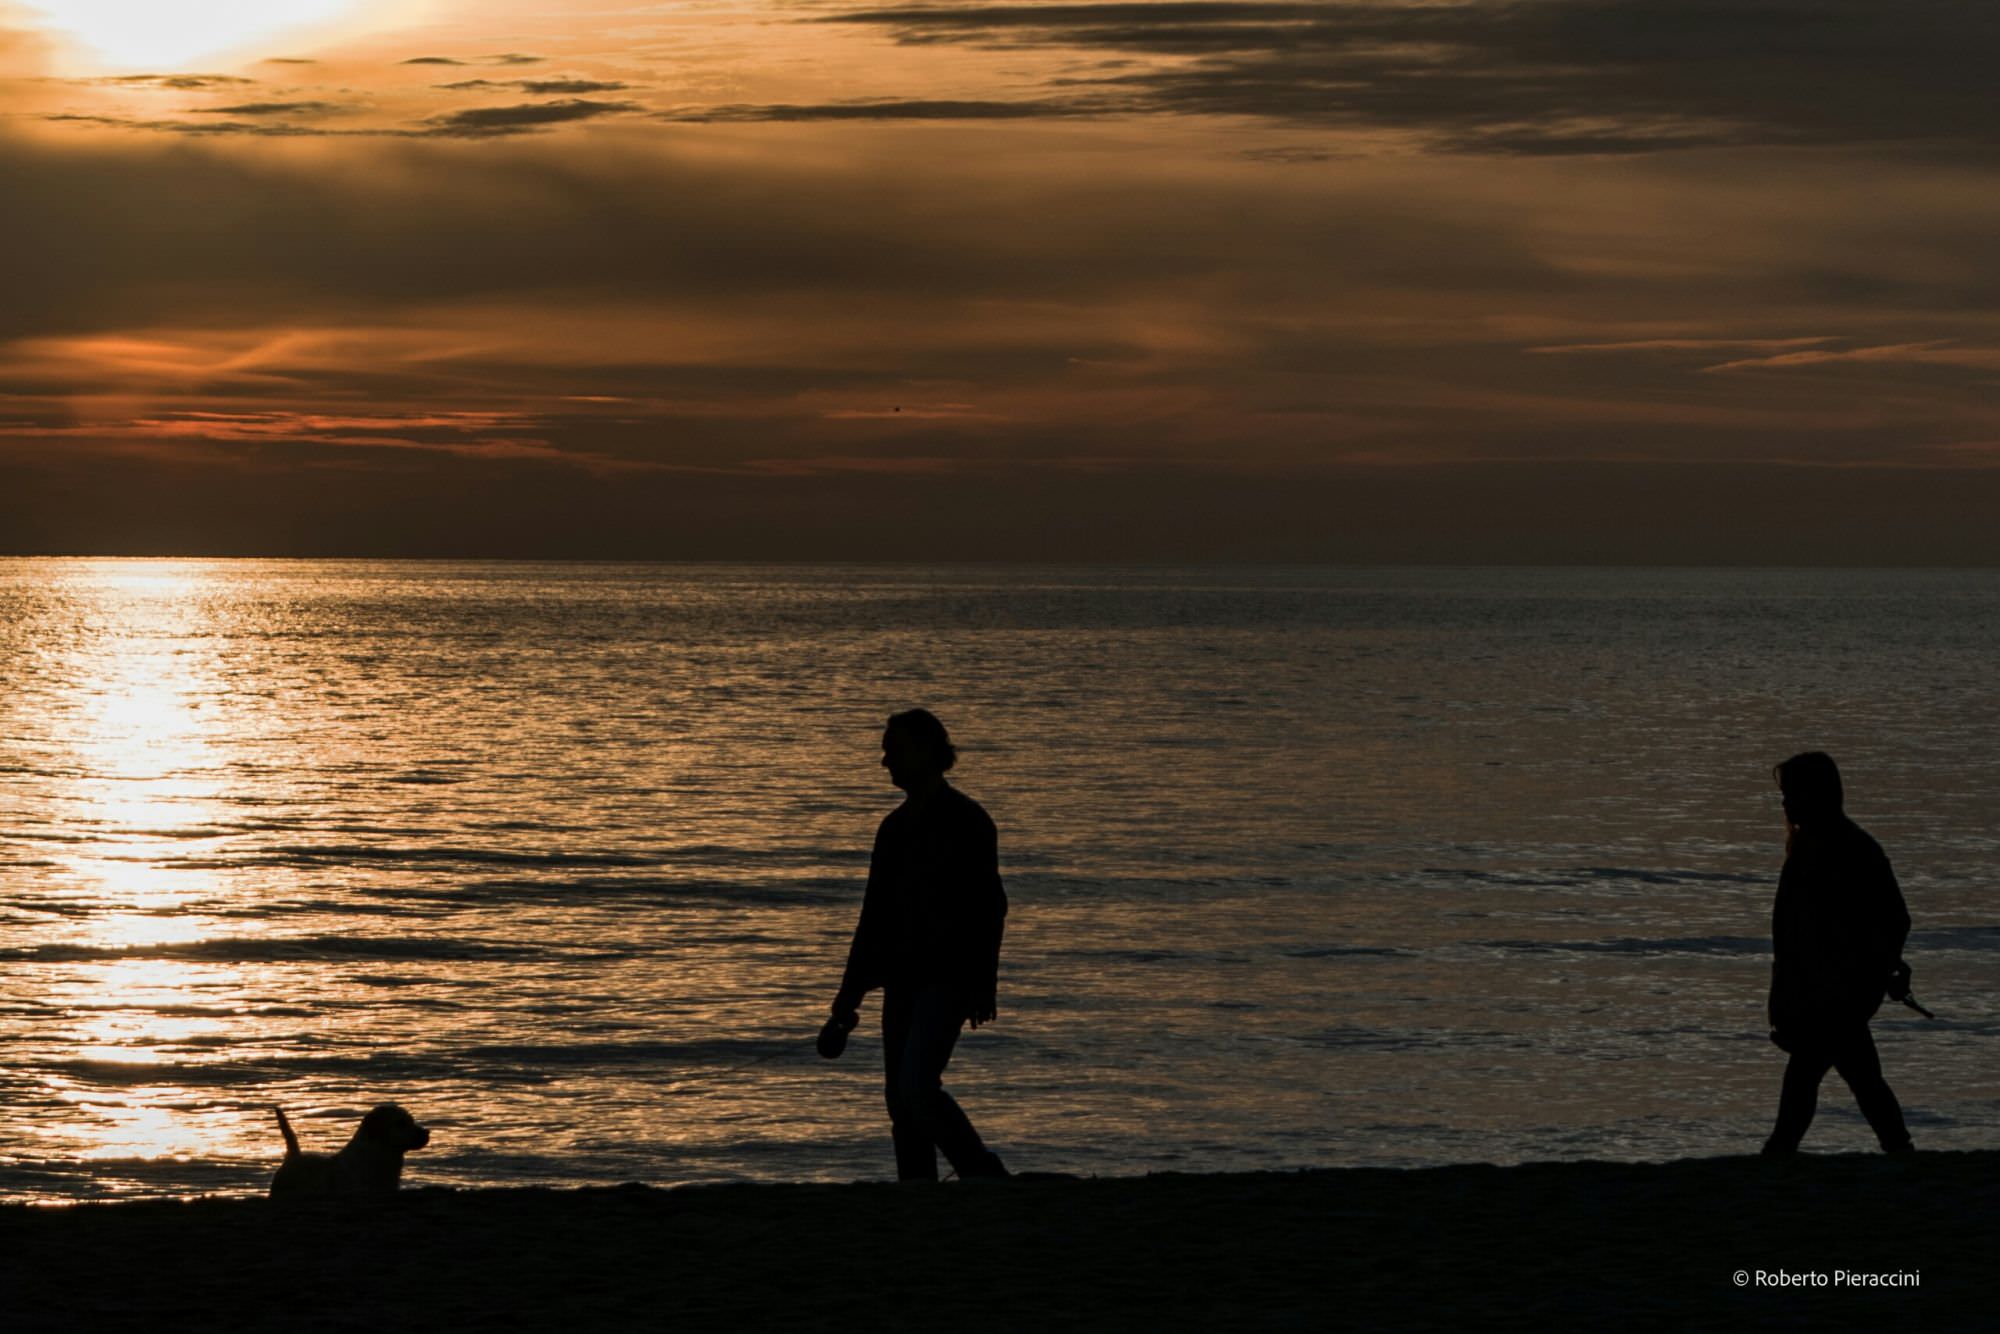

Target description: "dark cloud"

left=421, top=98, right=643, bottom=136
left=41, top=113, right=328, bottom=137
left=199, top=101, right=345, bottom=118
left=491, top=53, right=545, bottom=65
left=441, top=78, right=631, bottom=95
left=260, top=58, right=319, bottom=66
left=517, top=79, right=631, bottom=95
left=401, top=56, right=465, bottom=66
left=95, top=73, right=257, bottom=89
left=1235, top=145, right=1348, bottom=165
left=0, top=117, right=1590, bottom=348
left=6, top=117, right=1998, bottom=359
left=826, top=1, right=2000, bottom=154
left=664, top=98, right=1090, bottom=122
left=44, top=99, right=632, bottom=139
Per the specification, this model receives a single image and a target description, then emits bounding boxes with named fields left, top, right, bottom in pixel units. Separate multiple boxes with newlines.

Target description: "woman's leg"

left=1764, top=1045, right=1835, bottom=1154
left=1831, top=1027, right=1913, bottom=1153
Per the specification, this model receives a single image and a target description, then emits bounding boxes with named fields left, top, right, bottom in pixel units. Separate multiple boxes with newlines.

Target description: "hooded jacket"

left=1769, top=816, right=1910, bottom=1040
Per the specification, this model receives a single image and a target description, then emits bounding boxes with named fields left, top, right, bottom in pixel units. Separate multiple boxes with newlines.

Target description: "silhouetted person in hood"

left=1763, top=752, right=1913, bottom=1155
left=827, top=709, right=1009, bottom=1180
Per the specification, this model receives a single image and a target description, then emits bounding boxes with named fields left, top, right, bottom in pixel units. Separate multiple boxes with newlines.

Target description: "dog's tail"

left=274, top=1106, right=301, bottom=1161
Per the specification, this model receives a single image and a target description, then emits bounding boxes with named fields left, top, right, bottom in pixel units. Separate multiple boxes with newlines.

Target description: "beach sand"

left=5, top=1153, right=1991, bottom=1332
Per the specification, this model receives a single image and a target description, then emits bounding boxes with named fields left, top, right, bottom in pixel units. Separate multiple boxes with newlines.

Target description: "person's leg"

left=881, top=988, right=938, bottom=1180
left=1831, top=1027, right=1913, bottom=1153
left=1763, top=1043, right=1835, bottom=1155
left=897, top=987, right=1006, bottom=1178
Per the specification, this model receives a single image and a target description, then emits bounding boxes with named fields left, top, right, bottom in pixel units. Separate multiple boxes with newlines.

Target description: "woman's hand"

left=817, top=1007, right=859, bottom=1059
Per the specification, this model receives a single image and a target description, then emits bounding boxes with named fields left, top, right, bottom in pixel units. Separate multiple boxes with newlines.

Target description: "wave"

left=54, top=1002, right=318, bottom=1019
left=39, top=1048, right=499, bottom=1087
left=42, top=1058, right=284, bottom=1087
left=260, top=844, right=667, bottom=870
left=1420, top=866, right=1766, bottom=887
left=1909, top=925, right=2000, bottom=952
left=1476, top=935, right=1767, bottom=957
left=38, top=1036, right=807, bottom=1089
left=1571, top=866, right=1767, bottom=886
left=1281, top=945, right=1412, bottom=959
left=1291, top=1025, right=1450, bottom=1051
left=460, top=1038, right=807, bottom=1069
left=83, top=826, right=239, bottom=842
left=231, top=841, right=867, bottom=873
left=371, top=876, right=856, bottom=909
left=0, top=1158, right=260, bottom=1201
left=0, top=935, right=556, bottom=965
left=195, top=887, right=841, bottom=922
left=1054, top=947, right=1204, bottom=965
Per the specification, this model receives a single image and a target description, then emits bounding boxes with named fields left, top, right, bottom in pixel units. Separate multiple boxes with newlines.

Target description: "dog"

left=270, top=1103, right=431, bottom=1198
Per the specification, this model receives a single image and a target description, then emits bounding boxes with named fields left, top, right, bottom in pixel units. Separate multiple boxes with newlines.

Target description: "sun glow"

left=25, top=1, right=413, bottom=71
left=56, top=1076, right=219, bottom=1163
left=43, top=562, right=234, bottom=969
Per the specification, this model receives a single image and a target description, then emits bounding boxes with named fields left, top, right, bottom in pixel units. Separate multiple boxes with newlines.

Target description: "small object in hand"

left=818, top=1012, right=857, bottom=1060
left=1887, top=959, right=1937, bottom=1017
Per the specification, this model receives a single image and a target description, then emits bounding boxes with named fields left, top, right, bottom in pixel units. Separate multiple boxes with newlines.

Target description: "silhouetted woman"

left=827, top=709, right=1009, bottom=1180
left=1763, top=752, right=1913, bottom=1155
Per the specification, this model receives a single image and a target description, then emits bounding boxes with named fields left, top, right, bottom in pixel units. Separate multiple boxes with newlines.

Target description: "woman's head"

left=1774, top=751, right=1844, bottom=828
left=882, top=708, right=957, bottom=790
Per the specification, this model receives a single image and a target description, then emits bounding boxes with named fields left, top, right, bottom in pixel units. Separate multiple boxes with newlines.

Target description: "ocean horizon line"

left=6, top=554, right=2000, bottom=570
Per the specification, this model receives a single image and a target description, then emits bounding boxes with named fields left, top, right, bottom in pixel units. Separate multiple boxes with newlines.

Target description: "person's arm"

left=1874, top=848, right=1912, bottom=979
left=967, top=808, right=1007, bottom=1028
left=834, top=822, right=890, bottom=1020
left=1767, top=859, right=1796, bottom=1035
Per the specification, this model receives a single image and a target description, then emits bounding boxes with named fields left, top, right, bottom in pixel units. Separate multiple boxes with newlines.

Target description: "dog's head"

left=359, top=1103, right=431, bottom=1153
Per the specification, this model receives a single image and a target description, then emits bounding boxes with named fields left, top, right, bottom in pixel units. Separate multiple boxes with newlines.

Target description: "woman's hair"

left=886, top=708, right=958, bottom=772
left=1773, top=750, right=1844, bottom=820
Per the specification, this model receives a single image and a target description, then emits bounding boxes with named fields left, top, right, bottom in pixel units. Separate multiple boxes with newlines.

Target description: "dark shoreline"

left=5, top=1153, right=1993, bottom=1331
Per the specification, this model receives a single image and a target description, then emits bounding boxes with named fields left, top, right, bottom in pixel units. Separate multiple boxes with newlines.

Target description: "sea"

left=2, top=561, right=1996, bottom=1202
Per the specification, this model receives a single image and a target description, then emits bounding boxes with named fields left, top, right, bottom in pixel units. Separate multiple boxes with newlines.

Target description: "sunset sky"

left=3, top=1, right=1998, bottom=560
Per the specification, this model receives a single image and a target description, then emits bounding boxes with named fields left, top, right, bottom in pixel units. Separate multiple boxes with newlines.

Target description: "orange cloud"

left=1702, top=342, right=2000, bottom=374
